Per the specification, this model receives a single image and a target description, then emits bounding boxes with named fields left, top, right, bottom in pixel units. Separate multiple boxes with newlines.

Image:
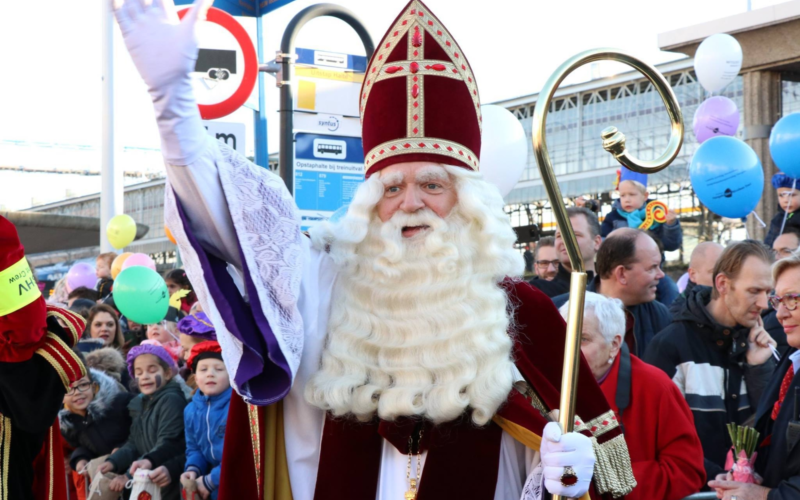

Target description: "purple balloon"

left=676, top=272, right=690, bottom=293
left=67, top=262, right=97, bottom=291
left=693, top=96, right=740, bottom=144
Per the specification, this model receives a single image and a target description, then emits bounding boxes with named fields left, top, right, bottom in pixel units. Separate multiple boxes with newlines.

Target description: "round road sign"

left=178, top=7, right=258, bottom=120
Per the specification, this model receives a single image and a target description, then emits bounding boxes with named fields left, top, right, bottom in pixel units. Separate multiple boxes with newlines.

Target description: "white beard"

left=306, top=166, right=524, bottom=425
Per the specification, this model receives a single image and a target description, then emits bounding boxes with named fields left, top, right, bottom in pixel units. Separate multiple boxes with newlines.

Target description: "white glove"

left=112, top=0, right=213, bottom=165
left=540, top=422, right=595, bottom=498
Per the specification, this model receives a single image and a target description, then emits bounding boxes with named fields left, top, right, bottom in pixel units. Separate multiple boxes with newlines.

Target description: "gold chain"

left=404, top=429, right=423, bottom=500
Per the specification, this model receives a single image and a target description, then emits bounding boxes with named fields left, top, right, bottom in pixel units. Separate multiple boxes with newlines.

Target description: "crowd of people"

left=41, top=254, right=230, bottom=500
left=8, top=1, right=800, bottom=499
left=523, top=169, right=800, bottom=499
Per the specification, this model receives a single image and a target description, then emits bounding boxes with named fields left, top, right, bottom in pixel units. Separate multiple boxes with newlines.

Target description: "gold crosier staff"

left=531, top=49, right=683, bottom=500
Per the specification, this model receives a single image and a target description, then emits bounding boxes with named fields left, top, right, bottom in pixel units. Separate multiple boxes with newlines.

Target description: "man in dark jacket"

left=530, top=207, right=600, bottom=298
left=645, top=240, right=778, bottom=481
left=670, top=241, right=724, bottom=317
left=553, top=227, right=671, bottom=356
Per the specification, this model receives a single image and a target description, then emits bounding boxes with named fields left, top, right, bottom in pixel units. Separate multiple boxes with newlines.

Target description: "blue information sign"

left=294, top=133, right=364, bottom=230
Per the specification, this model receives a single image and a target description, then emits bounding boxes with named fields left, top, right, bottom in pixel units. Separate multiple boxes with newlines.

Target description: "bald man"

left=670, top=242, right=724, bottom=316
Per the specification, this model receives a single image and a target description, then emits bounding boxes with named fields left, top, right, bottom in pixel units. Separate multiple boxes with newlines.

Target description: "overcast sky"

left=0, top=0, right=789, bottom=209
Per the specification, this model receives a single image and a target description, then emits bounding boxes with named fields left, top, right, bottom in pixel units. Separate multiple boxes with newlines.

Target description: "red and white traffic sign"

left=178, top=7, right=258, bottom=120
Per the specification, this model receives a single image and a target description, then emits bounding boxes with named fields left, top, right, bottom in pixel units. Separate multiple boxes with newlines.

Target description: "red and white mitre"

left=360, top=0, right=482, bottom=177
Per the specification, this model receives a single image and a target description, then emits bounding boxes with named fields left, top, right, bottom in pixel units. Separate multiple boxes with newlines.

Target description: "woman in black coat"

left=59, top=368, right=134, bottom=486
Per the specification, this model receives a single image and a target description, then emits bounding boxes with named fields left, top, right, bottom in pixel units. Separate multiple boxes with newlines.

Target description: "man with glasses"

left=532, top=237, right=559, bottom=281
left=645, top=240, right=778, bottom=481
left=773, top=226, right=800, bottom=261
left=530, top=207, right=602, bottom=297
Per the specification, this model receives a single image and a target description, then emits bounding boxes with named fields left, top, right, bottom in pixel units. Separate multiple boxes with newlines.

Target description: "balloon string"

left=751, top=211, right=766, bottom=228
left=779, top=178, right=796, bottom=237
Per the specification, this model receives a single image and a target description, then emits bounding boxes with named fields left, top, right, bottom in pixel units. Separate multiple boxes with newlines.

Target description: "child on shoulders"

left=600, top=168, right=682, bottom=252
left=180, top=341, right=231, bottom=499
left=764, top=172, right=800, bottom=247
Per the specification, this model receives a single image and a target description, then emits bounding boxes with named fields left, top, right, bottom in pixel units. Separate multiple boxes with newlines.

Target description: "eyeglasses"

left=774, top=247, right=799, bottom=259
left=769, top=293, right=800, bottom=311
left=67, top=381, right=93, bottom=396
left=536, top=259, right=560, bottom=269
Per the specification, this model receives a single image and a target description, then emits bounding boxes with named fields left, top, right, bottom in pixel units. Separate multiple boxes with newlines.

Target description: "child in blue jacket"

left=180, top=341, right=231, bottom=499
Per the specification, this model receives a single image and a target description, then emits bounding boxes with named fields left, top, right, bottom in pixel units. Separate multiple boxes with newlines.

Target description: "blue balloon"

left=690, top=136, right=764, bottom=219
left=770, top=113, right=800, bottom=178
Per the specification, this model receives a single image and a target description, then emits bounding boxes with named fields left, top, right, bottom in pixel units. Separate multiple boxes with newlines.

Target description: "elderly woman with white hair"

left=560, top=292, right=705, bottom=500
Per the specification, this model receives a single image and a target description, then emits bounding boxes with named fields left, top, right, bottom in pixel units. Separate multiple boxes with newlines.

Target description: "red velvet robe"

left=218, top=280, right=636, bottom=500
left=599, top=353, right=706, bottom=500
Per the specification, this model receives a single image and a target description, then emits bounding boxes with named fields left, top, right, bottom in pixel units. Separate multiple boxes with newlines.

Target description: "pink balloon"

left=67, top=262, right=97, bottom=291
left=121, top=253, right=157, bottom=272
left=693, top=96, right=740, bottom=144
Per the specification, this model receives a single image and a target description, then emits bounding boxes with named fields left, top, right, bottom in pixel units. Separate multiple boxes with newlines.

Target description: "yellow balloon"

left=111, top=252, right=132, bottom=279
left=107, top=214, right=137, bottom=249
left=165, top=226, right=177, bottom=245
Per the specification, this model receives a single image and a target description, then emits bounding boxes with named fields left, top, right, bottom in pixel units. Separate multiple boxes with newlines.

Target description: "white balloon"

left=479, top=105, right=528, bottom=197
left=694, top=33, right=742, bottom=93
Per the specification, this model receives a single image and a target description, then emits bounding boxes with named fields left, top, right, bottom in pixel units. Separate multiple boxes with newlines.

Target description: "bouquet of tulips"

left=724, top=424, right=761, bottom=484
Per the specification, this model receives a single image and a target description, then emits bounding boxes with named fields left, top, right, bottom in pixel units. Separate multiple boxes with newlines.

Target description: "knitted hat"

left=772, top=172, right=800, bottom=190
left=360, top=0, right=482, bottom=176
left=126, top=339, right=177, bottom=378
left=177, top=312, right=217, bottom=341
left=187, top=340, right=223, bottom=372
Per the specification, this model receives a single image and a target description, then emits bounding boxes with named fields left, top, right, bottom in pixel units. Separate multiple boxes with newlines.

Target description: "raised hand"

left=746, top=316, right=777, bottom=366
left=112, top=0, right=213, bottom=92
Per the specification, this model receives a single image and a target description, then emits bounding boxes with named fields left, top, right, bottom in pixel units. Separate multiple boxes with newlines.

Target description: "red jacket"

left=600, top=353, right=706, bottom=500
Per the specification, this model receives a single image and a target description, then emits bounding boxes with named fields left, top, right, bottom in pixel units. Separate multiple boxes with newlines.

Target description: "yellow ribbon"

left=0, top=258, right=41, bottom=317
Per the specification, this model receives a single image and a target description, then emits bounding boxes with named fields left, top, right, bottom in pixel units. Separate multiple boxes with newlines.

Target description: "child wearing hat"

left=146, top=306, right=185, bottom=362
left=600, top=167, right=683, bottom=251
left=180, top=341, right=231, bottom=499
left=764, top=172, right=800, bottom=247
left=176, top=312, right=217, bottom=362
left=99, top=342, right=187, bottom=500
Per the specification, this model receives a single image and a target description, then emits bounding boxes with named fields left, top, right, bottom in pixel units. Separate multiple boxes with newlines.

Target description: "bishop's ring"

left=560, top=465, right=578, bottom=487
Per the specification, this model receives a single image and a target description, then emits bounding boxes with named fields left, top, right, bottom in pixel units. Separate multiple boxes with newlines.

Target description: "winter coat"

left=529, top=264, right=594, bottom=299
left=752, top=349, right=800, bottom=499
left=552, top=276, right=672, bottom=356
left=601, top=199, right=683, bottom=251
left=765, top=205, right=800, bottom=247
left=59, top=369, right=134, bottom=471
left=184, top=387, right=232, bottom=498
left=84, top=347, right=132, bottom=390
left=107, top=378, right=188, bottom=500
left=643, top=285, right=776, bottom=481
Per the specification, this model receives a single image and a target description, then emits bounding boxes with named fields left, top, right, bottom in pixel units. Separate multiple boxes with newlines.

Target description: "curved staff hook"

left=531, top=48, right=683, bottom=500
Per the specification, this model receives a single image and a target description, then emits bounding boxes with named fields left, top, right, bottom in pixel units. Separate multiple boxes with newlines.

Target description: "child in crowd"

left=601, top=169, right=682, bottom=251
left=177, top=312, right=217, bottom=362
left=99, top=343, right=187, bottom=500
left=60, top=367, right=134, bottom=500
left=96, top=252, right=117, bottom=298
left=164, top=269, right=198, bottom=314
left=764, top=172, right=800, bottom=247
left=146, top=307, right=184, bottom=362
left=180, top=341, right=231, bottom=499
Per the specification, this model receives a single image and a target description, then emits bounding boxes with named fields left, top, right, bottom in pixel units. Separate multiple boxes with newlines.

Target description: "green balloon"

left=113, top=266, right=169, bottom=324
